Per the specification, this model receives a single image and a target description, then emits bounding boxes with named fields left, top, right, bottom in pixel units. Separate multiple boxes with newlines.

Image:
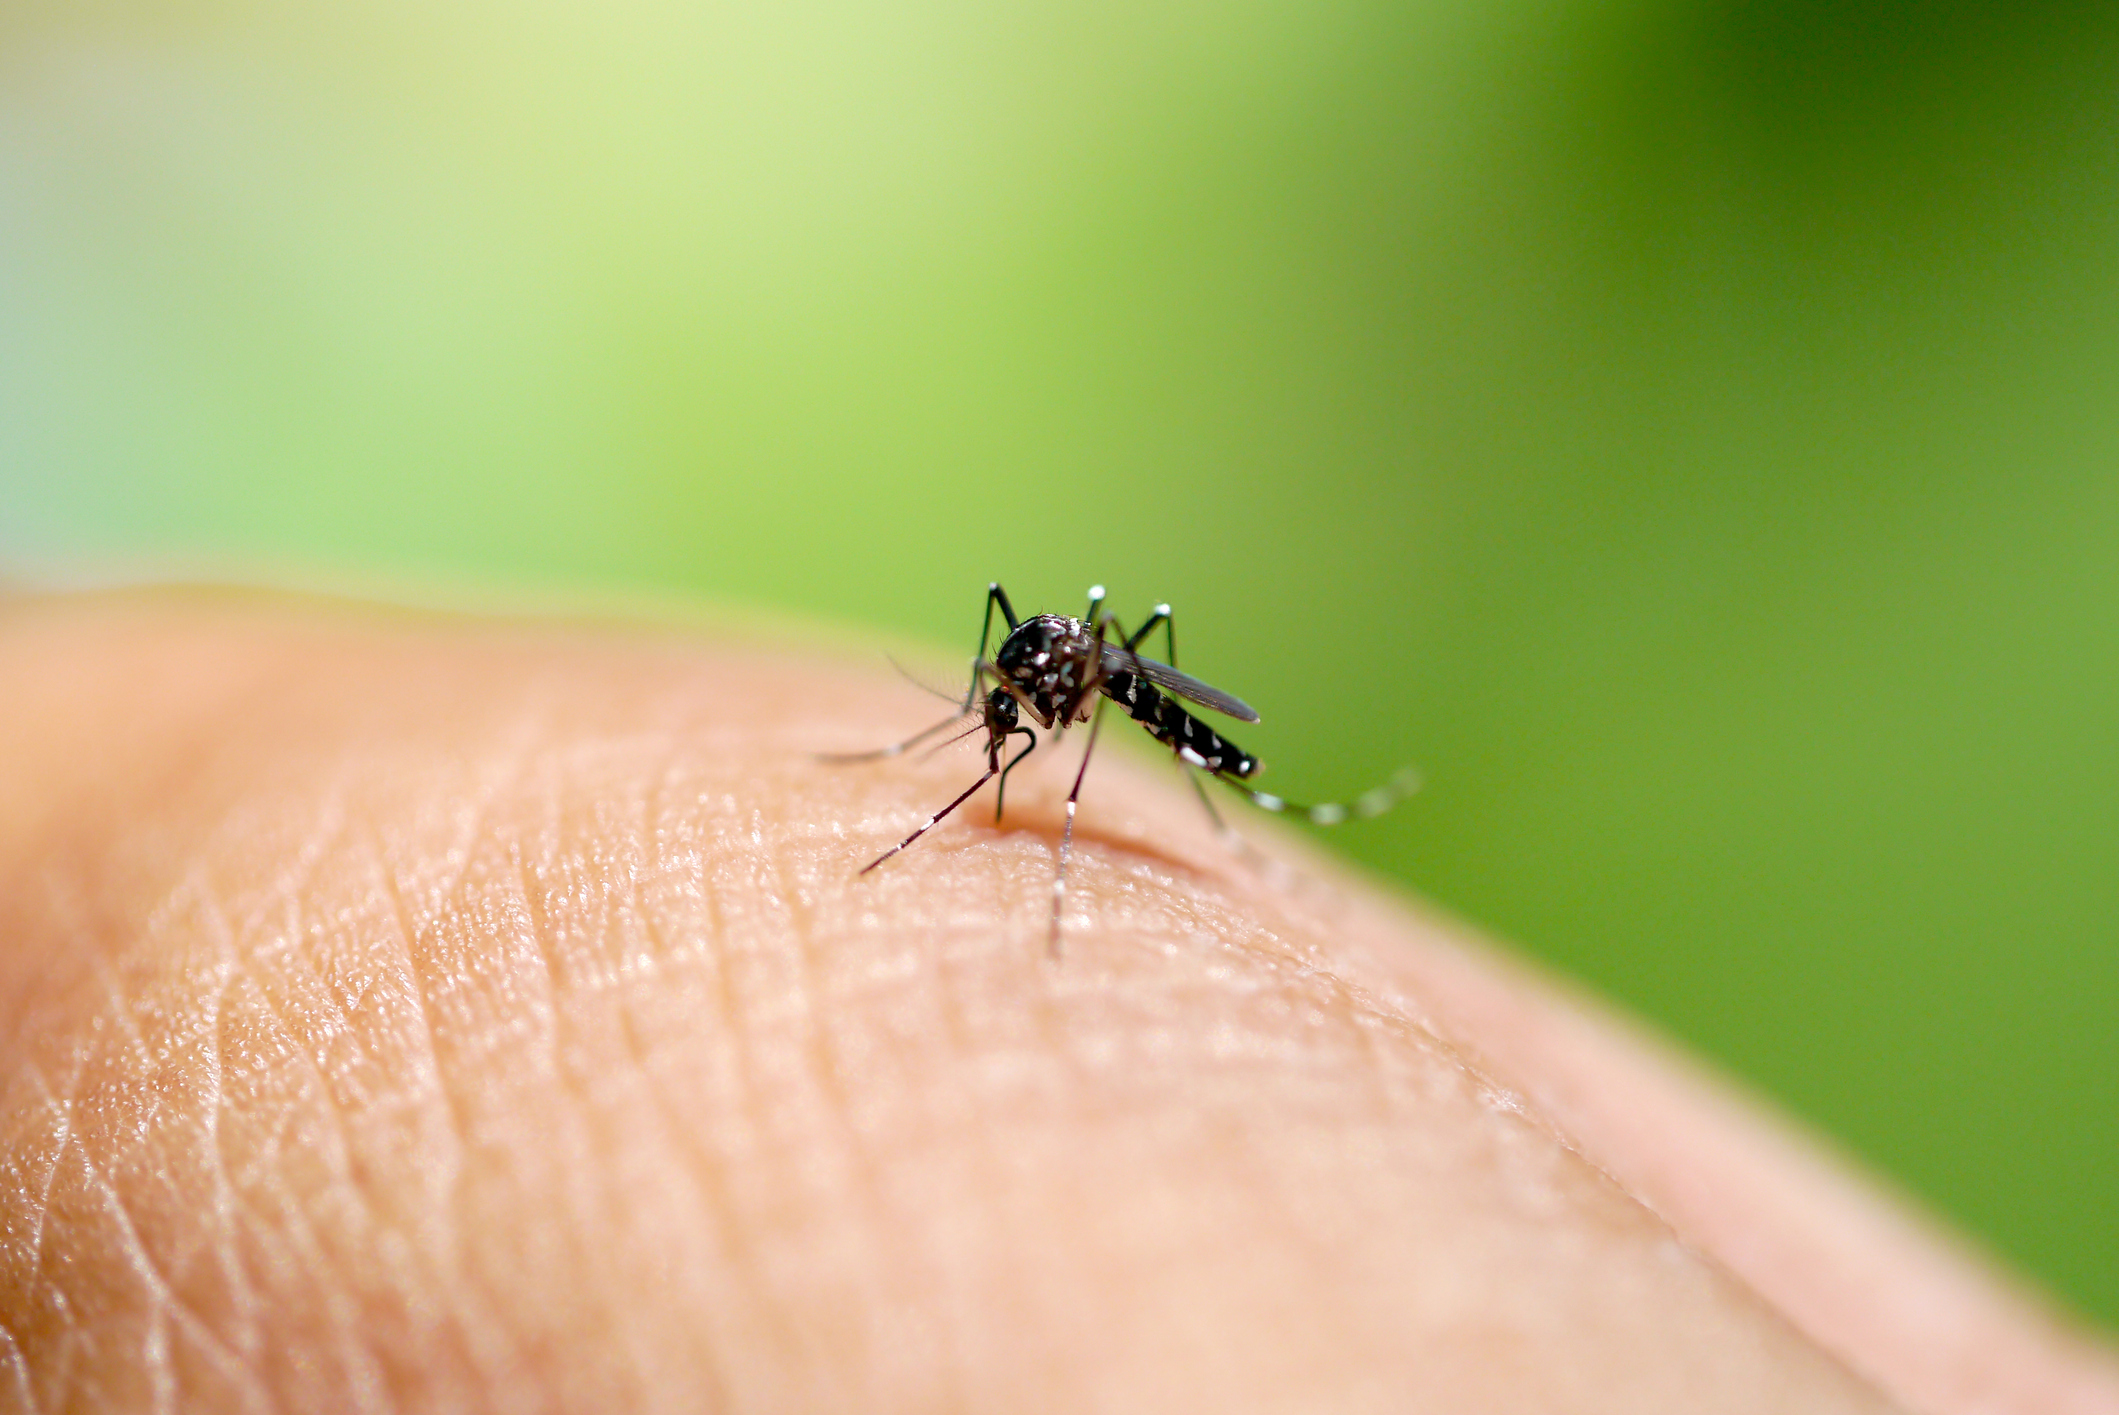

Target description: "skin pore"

left=1, top=590, right=2115, bottom=1413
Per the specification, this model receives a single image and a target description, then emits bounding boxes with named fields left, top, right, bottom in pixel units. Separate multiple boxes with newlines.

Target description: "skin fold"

left=0, top=590, right=2114, bottom=1414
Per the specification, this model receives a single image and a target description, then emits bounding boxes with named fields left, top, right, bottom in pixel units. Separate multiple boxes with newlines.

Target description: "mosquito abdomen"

left=1107, top=669, right=1259, bottom=779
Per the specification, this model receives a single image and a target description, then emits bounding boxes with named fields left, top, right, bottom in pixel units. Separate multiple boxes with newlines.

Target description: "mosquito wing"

left=1098, top=644, right=1261, bottom=723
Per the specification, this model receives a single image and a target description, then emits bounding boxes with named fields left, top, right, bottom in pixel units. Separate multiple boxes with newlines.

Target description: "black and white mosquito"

left=827, top=583, right=1417, bottom=950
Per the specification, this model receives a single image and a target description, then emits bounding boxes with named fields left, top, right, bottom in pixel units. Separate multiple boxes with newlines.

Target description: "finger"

left=0, top=590, right=2109, bottom=1414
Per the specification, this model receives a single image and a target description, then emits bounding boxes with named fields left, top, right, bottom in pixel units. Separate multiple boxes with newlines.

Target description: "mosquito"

left=827, top=583, right=1417, bottom=951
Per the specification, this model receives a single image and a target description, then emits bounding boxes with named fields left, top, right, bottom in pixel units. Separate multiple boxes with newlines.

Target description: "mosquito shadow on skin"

left=1000, top=806, right=1242, bottom=890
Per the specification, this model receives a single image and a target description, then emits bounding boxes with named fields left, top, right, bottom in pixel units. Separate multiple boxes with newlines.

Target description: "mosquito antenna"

left=886, top=653, right=973, bottom=708
left=916, top=719, right=991, bottom=759
left=816, top=706, right=973, bottom=763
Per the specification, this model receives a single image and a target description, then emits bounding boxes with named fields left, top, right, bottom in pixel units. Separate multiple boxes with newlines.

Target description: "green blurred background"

left=4, top=0, right=2116, bottom=1328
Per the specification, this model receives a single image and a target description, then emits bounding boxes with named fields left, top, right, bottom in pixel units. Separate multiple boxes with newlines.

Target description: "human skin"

left=1, top=591, right=2115, bottom=1414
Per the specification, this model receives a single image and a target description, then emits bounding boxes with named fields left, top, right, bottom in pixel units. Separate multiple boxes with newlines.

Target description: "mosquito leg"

left=993, top=727, right=1038, bottom=822
left=988, top=582, right=1019, bottom=632
left=968, top=583, right=1019, bottom=708
left=1186, top=765, right=1235, bottom=838
left=818, top=707, right=974, bottom=763
left=1050, top=698, right=1107, bottom=956
left=977, top=584, right=1017, bottom=663
left=1124, top=601, right=1176, bottom=663
left=1097, top=605, right=1235, bottom=846
left=1083, top=585, right=1117, bottom=694
left=1121, top=604, right=1242, bottom=846
left=1048, top=608, right=1116, bottom=954
left=1217, top=766, right=1424, bottom=826
left=859, top=762, right=1002, bottom=874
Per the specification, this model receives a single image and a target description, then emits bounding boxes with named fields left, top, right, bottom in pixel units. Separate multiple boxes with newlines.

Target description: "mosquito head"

left=982, top=686, right=1019, bottom=735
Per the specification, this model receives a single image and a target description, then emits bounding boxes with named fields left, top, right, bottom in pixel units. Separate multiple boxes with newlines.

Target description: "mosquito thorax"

left=994, top=613, right=1101, bottom=724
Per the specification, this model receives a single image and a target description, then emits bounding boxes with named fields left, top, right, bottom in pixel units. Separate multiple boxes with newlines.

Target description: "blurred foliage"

left=4, top=0, right=2117, bottom=1326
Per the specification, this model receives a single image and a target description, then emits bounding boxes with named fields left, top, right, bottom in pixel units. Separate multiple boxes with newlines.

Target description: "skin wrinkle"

left=532, top=774, right=677, bottom=1395
left=1244, top=870, right=2119, bottom=1415
left=85, top=953, right=156, bottom=1081
left=772, top=802, right=905, bottom=1394
left=0, top=1312, right=31, bottom=1415
left=234, top=776, right=353, bottom=948
left=915, top=885, right=1023, bottom=1414
left=7, top=1061, right=77, bottom=1415
left=225, top=1002, right=390, bottom=1415
left=673, top=772, right=818, bottom=1405
left=586, top=745, right=742, bottom=1403
left=607, top=905, right=740, bottom=1412
left=507, top=780, right=618, bottom=1405
left=144, top=1300, right=169, bottom=1415
left=220, top=746, right=413, bottom=1385
left=687, top=775, right=835, bottom=1406
left=689, top=815, right=817, bottom=1407
left=187, top=877, right=266, bottom=1366
left=364, top=827, right=468, bottom=1236
left=900, top=929, right=990, bottom=1407
left=64, top=951, right=215, bottom=1401
left=832, top=792, right=1028, bottom=1406
left=762, top=792, right=877, bottom=1406
left=906, top=776, right=1081, bottom=1122
left=616, top=751, right=753, bottom=1411
left=1135, top=956, right=1321, bottom=1295
left=195, top=958, right=249, bottom=1368
left=356, top=722, right=549, bottom=1292
left=31, top=1322, right=68, bottom=1415
left=1241, top=943, right=1550, bottom=1164
left=434, top=833, right=575, bottom=1412
left=111, top=879, right=276, bottom=1414
left=526, top=752, right=680, bottom=1406
left=12, top=1063, right=75, bottom=1337
left=60, top=1086, right=253, bottom=1405
left=815, top=841, right=1041, bottom=1406
left=361, top=823, right=515, bottom=1408
left=208, top=885, right=392, bottom=1415
left=910, top=980, right=983, bottom=1415
left=727, top=802, right=865, bottom=1408
left=961, top=790, right=1850, bottom=1397
left=238, top=873, right=373, bottom=1408
left=868, top=917, right=1007, bottom=1408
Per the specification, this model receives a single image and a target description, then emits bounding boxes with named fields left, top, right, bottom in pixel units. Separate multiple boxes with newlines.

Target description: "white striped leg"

left=1186, top=766, right=1239, bottom=841
left=860, top=764, right=999, bottom=874
left=1222, top=766, right=1422, bottom=825
left=1049, top=700, right=1108, bottom=956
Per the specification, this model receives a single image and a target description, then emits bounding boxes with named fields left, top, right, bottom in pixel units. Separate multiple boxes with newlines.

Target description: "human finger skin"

left=0, top=590, right=2111, bottom=1414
